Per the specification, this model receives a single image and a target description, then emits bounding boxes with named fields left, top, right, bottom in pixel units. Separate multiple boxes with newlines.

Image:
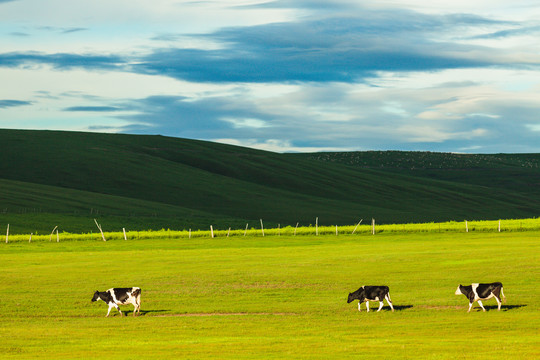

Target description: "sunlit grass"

left=0, top=231, right=538, bottom=359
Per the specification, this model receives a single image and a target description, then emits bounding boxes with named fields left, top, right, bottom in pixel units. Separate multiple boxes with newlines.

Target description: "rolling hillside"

left=1, top=129, right=539, bottom=234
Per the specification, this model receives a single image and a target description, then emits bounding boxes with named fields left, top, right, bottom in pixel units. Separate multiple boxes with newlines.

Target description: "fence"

left=3, top=217, right=540, bottom=243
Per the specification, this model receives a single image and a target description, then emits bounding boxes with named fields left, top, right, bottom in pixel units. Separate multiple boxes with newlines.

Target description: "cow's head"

left=91, top=291, right=101, bottom=302
left=347, top=289, right=365, bottom=303
left=454, top=285, right=463, bottom=295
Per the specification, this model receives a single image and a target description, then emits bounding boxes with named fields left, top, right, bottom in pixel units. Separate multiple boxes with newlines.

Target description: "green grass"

left=2, top=129, right=540, bottom=233
left=0, top=231, right=538, bottom=359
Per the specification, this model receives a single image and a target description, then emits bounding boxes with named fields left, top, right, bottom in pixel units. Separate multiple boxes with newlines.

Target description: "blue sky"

left=1, top=0, right=540, bottom=153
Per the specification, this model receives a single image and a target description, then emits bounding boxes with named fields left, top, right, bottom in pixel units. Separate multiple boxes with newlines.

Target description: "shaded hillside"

left=1, top=129, right=539, bottom=233
left=288, top=151, right=540, bottom=198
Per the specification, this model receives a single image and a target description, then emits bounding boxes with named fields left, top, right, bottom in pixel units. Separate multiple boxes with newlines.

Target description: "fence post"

left=352, top=219, right=363, bottom=234
left=294, top=222, right=299, bottom=236
left=336, top=225, right=338, bottom=236
left=260, top=219, right=265, bottom=237
left=316, top=217, right=318, bottom=235
left=123, top=228, right=127, bottom=240
left=210, top=225, right=214, bottom=238
left=50, top=226, right=58, bottom=242
left=372, top=218, right=375, bottom=235
left=94, top=219, right=106, bottom=241
left=498, top=220, right=501, bottom=232
left=29, top=233, right=32, bottom=243
left=5, top=224, right=9, bottom=244
left=56, top=229, right=59, bottom=242
left=465, top=220, right=468, bottom=233
left=244, top=223, right=248, bottom=236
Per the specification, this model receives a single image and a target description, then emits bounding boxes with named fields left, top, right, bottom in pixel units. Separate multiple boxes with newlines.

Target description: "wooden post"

left=244, top=223, right=248, bottom=237
left=5, top=224, right=9, bottom=244
left=56, top=229, right=59, bottom=242
left=372, top=218, right=375, bottom=235
left=335, top=225, right=338, bottom=236
left=465, top=220, right=468, bottom=233
left=227, top=227, right=231, bottom=237
left=29, top=233, right=32, bottom=243
left=278, top=224, right=280, bottom=236
left=352, top=219, right=363, bottom=234
left=316, top=217, right=318, bottom=236
left=94, top=219, right=106, bottom=241
left=294, top=222, right=299, bottom=236
left=50, top=226, right=58, bottom=242
left=260, top=219, right=265, bottom=237
left=498, top=220, right=501, bottom=232
left=123, top=228, right=127, bottom=240
left=210, top=225, right=214, bottom=238
left=189, top=228, right=191, bottom=239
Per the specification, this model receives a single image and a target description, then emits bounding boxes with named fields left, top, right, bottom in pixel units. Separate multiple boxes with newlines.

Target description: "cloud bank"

left=0, top=0, right=539, bottom=153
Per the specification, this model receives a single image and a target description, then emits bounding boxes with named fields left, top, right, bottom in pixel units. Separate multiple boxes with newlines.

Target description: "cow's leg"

left=492, top=288, right=503, bottom=310
left=495, top=296, right=502, bottom=311
left=385, top=294, right=394, bottom=312
left=365, top=301, right=370, bottom=312
left=467, top=302, right=473, bottom=313
left=106, top=303, right=115, bottom=317
left=357, top=302, right=362, bottom=312
left=112, top=303, right=122, bottom=316
left=477, top=300, right=486, bottom=312
left=377, top=301, right=384, bottom=312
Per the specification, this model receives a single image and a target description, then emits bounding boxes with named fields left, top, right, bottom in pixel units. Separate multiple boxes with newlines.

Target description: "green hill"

left=1, top=129, right=539, bottom=234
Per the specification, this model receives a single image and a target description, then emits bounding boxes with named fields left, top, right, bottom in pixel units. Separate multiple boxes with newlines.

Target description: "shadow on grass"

left=392, top=305, right=413, bottom=311
left=137, top=309, right=169, bottom=316
left=476, top=304, right=527, bottom=312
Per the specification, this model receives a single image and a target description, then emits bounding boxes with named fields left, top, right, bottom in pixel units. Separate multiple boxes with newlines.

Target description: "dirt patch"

left=416, top=305, right=464, bottom=310
left=151, top=312, right=296, bottom=317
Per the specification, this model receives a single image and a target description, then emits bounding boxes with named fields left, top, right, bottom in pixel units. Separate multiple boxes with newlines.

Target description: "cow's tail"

left=385, top=290, right=392, bottom=303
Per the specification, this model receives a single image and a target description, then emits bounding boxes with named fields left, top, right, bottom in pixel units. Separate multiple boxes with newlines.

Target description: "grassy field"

left=2, top=129, right=540, bottom=233
left=0, top=231, right=538, bottom=359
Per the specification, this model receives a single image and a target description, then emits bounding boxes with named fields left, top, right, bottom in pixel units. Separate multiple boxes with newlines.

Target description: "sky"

left=1, top=0, right=540, bottom=153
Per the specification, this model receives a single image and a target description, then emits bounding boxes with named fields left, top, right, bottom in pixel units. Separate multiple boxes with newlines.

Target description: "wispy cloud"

left=469, top=25, right=540, bottom=39
left=64, top=106, right=121, bottom=112
left=0, top=52, right=125, bottom=70
left=0, top=99, right=32, bottom=108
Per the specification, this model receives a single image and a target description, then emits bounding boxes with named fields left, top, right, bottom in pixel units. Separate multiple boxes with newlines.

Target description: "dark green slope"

left=1, top=129, right=538, bottom=233
left=289, top=151, right=540, bottom=201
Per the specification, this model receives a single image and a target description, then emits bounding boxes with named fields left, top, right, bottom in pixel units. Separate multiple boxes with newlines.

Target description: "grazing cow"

left=455, top=282, right=505, bottom=312
left=347, top=285, right=394, bottom=312
left=92, top=287, right=141, bottom=317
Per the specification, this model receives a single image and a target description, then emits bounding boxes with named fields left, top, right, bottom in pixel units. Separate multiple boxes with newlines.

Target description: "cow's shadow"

left=475, top=304, right=526, bottom=312
left=367, top=305, right=412, bottom=312
left=137, top=309, right=169, bottom=316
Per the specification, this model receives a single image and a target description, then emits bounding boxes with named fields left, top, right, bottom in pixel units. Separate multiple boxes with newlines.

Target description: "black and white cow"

left=347, top=285, right=394, bottom=312
left=92, top=287, right=141, bottom=317
left=455, top=282, right=505, bottom=312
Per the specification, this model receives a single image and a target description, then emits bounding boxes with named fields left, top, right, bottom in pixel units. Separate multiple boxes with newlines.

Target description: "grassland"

left=2, top=129, right=540, bottom=234
left=0, top=231, right=538, bottom=359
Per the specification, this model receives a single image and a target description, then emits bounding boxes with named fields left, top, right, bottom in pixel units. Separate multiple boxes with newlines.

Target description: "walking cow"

left=347, top=285, right=394, bottom=312
left=92, top=287, right=141, bottom=317
left=455, top=282, right=506, bottom=312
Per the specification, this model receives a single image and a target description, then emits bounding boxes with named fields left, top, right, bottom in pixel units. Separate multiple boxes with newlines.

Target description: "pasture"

left=0, top=231, right=538, bottom=359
